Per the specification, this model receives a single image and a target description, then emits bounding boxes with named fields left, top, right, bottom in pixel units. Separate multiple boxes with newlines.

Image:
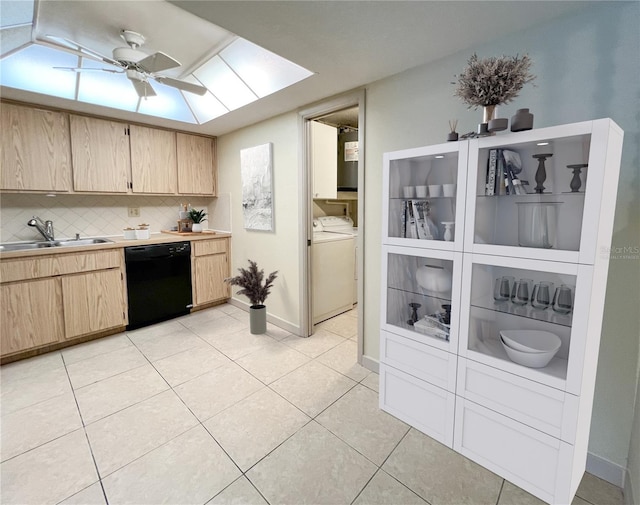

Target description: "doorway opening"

left=299, top=91, right=365, bottom=362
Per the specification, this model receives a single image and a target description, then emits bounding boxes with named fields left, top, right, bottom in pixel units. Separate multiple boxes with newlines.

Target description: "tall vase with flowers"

left=454, top=53, right=535, bottom=132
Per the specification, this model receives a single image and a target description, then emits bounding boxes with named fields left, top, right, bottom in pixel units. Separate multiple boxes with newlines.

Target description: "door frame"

left=297, top=90, right=365, bottom=357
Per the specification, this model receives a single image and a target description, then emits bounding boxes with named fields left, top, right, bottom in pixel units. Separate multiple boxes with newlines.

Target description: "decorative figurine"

left=567, top=164, right=588, bottom=192
left=533, top=153, right=553, bottom=194
left=408, top=302, right=421, bottom=326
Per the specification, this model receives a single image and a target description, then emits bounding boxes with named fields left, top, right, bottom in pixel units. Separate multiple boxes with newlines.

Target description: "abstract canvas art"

left=240, top=143, right=273, bottom=231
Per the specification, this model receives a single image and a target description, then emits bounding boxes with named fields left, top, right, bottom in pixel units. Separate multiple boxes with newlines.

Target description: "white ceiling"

left=1, top=0, right=591, bottom=136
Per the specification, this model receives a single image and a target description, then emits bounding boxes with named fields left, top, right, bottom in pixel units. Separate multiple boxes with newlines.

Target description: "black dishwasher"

left=125, top=242, right=193, bottom=330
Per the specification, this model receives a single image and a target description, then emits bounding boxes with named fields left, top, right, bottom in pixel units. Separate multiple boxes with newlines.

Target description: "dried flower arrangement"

left=225, top=260, right=278, bottom=307
left=454, top=53, right=535, bottom=108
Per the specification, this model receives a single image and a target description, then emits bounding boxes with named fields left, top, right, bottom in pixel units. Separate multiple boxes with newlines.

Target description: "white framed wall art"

left=240, top=142, right=274, bottom=231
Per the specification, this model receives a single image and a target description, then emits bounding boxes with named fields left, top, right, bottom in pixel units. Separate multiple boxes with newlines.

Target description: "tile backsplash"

left=0, top=194, right=226, bottom=243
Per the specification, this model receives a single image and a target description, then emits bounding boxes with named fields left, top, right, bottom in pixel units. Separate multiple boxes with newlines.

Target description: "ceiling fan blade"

left=131, top=79, right=157, bottom=98
left=137, top=51, right=180, bottom=73
left=42, top=35, right=122, bottom=67
left=53, top=66, right=123, bottom=74
left=154, top=76, right=208, bottom=96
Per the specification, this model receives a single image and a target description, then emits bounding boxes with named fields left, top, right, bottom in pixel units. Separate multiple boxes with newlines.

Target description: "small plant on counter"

left=188, top=208, right=207, bottom=224
left=225, top=260, right=278, bottom=308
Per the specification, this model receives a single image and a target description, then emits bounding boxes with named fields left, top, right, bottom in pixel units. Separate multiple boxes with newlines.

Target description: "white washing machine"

left=312, top=216, right=357, bottom=324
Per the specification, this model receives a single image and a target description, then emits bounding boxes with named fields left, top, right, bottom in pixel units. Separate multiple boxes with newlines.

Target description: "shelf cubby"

left=382, top=142, right=468, bottom=251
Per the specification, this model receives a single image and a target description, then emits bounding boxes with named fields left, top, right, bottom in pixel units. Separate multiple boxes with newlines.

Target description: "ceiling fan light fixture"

left=126, top=68, right=146, bottom=82
left=113, top=46, right=147, bottom=65
left=120, top=30, right=145, bottom=49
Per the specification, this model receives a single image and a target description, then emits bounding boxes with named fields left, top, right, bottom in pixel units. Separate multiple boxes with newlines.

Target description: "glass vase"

left=483, top=105, right=497, bottom=123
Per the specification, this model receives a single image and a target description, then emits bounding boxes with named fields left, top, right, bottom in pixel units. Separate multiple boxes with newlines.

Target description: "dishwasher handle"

left=125, top=242, right=191, bottom=262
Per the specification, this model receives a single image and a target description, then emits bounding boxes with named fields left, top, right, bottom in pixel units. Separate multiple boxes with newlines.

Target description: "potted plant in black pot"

left=225, top=260, right=278, bottom=334
left=188, top=208, right=207, bottom=233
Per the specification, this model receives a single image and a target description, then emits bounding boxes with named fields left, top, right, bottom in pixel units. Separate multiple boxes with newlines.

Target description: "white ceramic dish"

left=500, top=336, right=559, bottom=368
left=499, top=330, right=561, bottom=354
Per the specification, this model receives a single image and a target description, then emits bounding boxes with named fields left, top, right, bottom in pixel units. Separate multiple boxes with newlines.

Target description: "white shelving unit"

left=379, top=119, right=623, bottom=505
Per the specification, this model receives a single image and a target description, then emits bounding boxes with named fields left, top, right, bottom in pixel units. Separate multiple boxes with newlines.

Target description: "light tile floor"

left=0, top=305, right=625, bottom=505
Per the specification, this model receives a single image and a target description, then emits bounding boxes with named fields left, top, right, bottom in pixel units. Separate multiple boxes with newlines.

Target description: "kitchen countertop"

left=0, top=230, right=232, bottom=260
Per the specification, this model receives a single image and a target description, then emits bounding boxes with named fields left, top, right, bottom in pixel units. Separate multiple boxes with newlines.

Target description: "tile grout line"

left=360, top=427, right=438, bottom=504
left=60, top=353, right=111, bottom=505
left=495, top=478, right=505, bottom=505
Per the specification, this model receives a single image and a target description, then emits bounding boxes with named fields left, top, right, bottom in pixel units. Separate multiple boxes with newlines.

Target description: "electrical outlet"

left=128, top=207, right=140, bottom=218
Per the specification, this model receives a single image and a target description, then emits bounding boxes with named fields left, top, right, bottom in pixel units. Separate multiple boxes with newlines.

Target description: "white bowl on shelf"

left=499, top=330, right=561, bottom=354
left=499, top=335, right=560, bottom=368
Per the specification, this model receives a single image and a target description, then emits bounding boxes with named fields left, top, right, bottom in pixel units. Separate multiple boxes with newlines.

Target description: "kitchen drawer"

left=457, top=358, right=579, bottom=443
left=381, top=330, right=456, bottom=392
left=380, top=364, right=455, bottom=447
left=1, top=249, right=122, bottom=283
left=454, top=397, right=574, bottom=505
left=193, top=238, right=227, bottom=257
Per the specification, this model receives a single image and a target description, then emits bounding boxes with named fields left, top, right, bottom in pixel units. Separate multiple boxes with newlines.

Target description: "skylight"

left=0, top=44, right=78, bottom=100
left=0, top=11, right=314, bottom=124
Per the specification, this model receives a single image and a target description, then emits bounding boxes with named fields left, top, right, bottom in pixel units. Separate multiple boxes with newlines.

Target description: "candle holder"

left=533, top=153, right=553, bottom=194
left=407, top=302, right=421, bottom=326
left=567, top=164, right=588, bottom=192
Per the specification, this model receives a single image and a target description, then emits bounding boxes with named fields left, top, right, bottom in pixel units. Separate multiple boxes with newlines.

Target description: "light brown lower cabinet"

left=62, top=269, right=126, bottom=339
left=0, top=249, right=127, bottom=359
left=192, top=238, right=230, bottom=306
left=0, top=278, right=65, bottom=354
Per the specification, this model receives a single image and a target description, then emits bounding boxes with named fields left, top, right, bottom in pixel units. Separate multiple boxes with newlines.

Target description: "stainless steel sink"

left=0, top=241, right=58, bottom=251
left=54, top=238, right=114, bottom=247
left=0, top=238, right=113, bottom=252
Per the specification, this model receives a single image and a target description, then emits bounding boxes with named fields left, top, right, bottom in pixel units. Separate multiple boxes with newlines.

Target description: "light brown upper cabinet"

left=129, top=125, right=177, bottom=194
left=1, top=103, right=72, bottom=192
left=70, top=115, right=130, bottom=193
left=177, top=133, right=216, bottom=195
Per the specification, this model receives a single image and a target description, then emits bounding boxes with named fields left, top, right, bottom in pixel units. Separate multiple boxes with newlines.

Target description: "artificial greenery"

left=454, top=53, right=535, bottom=108
left=225, top=260, right=278, bottom=307
left=188, top=208, right=207, bottom=224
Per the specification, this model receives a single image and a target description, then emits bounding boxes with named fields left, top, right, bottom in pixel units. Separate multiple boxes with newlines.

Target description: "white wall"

left=363, top=1, right=639, bottom=484
left=216, top=112, right=301, bottom=329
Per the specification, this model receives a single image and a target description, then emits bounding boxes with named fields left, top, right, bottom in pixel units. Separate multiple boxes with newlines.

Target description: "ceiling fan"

left=43, top=30, right=208, bottom=98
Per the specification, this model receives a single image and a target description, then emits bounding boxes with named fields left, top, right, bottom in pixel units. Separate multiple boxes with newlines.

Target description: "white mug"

left=428, top=184, right=442, bottom=197
left=403, top=186, right=416, bottom=198
left=416, top=185, right=428, bottom=198
left=443, top=183, right=457, bottom=197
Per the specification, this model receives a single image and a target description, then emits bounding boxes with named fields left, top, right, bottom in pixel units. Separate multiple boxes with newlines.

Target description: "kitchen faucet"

left=27, top=216, right=55, bottom=241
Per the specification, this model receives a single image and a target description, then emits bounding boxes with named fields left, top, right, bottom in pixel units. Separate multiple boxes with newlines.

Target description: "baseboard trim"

left=227, top=298, right=301, bottom=336
left=586, top=452, right=626, bottom=488
left=624, top=467, right=636, bottom=505
left=361, top=354, right=379, bottom=374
